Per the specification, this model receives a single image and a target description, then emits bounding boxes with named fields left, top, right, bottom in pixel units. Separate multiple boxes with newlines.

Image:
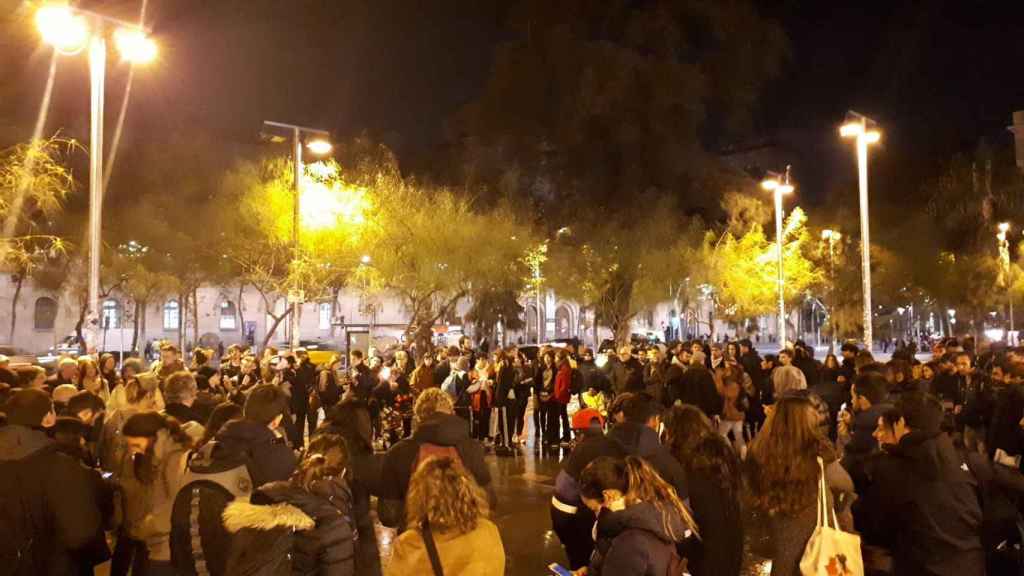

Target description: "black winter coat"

left=680, top=466, right=743, bottom=576
left=607, top=422, right=688, bottom=500
left=854, top=429, right=985, bottom=576
left=675, top=366, right=722, bottom=418
left=590, top=501, right=689, bottom=576
left=378, top=413, right=496, bottom=529
left=0, top=425, right=103, bottom=576
left=214, top=419, right=298, bottom=488
left=608, top=357, right=645, bottom=395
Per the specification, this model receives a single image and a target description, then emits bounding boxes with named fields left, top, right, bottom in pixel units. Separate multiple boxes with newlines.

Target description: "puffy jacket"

left=590, top=501, right=689, bottom=576
left=378, top=412, right=496, bottom=529
left=0, top=425, right=103, bottom=575
left=251, top=478, right=357, bottom=576
left=675, top=366, right=722, bottom=418
left=854, top=426, right=984, bottom=575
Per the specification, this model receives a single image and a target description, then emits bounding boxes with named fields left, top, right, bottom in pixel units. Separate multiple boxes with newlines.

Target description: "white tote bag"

left=799, top=457, right=863, bottom=576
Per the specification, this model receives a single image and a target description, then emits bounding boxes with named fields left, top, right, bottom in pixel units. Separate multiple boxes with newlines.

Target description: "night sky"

left=3, top=0, right=1024, bottom=210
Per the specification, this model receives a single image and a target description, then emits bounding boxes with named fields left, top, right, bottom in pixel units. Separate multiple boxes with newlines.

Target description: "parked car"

left=276, top=339, right=343, bottom=366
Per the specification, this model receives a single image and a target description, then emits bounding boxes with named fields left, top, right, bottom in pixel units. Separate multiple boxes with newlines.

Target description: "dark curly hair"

left=662, top=405, right=742, bottom=502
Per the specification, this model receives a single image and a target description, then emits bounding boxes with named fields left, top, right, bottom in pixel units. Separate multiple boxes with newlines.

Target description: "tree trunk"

left=237, top=284, right=246, bottom=339
left=192, top=287, right=199, bottom=348
left=261, top=309, right=292, bottom=350
left=9, top=274, right=23, bottom=343
left=131, top=300, right=142, bottom=353
left=178, top=291, right=187, bottom=351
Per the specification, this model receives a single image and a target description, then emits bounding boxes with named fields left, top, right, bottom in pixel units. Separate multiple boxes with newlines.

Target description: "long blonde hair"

left=406, top=456, right=489, bottom=535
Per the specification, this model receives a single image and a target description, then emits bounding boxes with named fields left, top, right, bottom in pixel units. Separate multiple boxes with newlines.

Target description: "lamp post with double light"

left=840, top=111, right=881, bottom=350
left=261, top=121, right=333, bottom=349
left=35, top=4, right=157, bottom=352
left=761, top=166, right=795, bottom=348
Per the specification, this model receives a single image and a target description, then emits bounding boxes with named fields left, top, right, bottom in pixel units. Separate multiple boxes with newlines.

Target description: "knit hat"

left=571, top=407, right=604, bottom=431
left=3, top=388, right=53, bottom=427
left=244, top=384, right=288, bottom=425
left=122, top=411, right=166, bottom=438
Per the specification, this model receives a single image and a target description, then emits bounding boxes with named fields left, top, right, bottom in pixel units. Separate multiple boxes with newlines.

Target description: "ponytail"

left=623, top=456, right=699, bottom=541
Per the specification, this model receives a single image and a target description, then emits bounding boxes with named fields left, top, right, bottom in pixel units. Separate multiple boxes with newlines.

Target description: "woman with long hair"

left=100, top=352, right=121, bottom=390
left=386, top=456, right=505, bottom=576
left=662, top=405, right=743, bottom=576
left=746, top=396, right=854, bottom=576
left=224, top=433, right=357, bottom=576
left=78, top=356, right=111, bottom=403
left=578, top=455, right=697, bottom=576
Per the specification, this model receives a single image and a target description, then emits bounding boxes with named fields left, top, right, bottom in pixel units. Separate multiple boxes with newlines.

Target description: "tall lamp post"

left=997, top=222, right=1014, bottom=340
left=262, top=121, right=332, bottom=349
left=35, top=4, right=156, bottom=352
left=822, top=229, right=841, bottom=352
left=761, top=167, right=795, bottom=348
left=840, top=111, right=881, bottom=350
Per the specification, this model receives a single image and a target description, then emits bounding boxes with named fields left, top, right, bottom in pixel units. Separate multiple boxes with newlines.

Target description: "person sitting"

left=578, top=456, right=697, bottom=576
left=385, top=456, right=505, bottom=576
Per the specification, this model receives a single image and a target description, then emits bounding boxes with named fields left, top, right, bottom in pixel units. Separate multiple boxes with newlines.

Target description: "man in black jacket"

left=0, top=388, right=103, bottom=575
left=378, top=388, right=495, bottom=531
left=854, top=392, right=984, bottom=575
left=839, top=372, right=892, bottom=491
left=214, top=384, right=298, bottom=487
left=292, top=349, right=319, bottom=442
left=677, top=357, right=722, bottom=418
left=608, top=345, right=644, bottom=395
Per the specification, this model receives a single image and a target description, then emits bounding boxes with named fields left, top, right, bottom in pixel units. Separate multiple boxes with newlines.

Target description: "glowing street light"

left=997, top=222, right=1014, bottom=336
left=762, top=166, right=795, bottom=348
left=361, top=255, right=372, bottom=265
left=262, top=120, right=333, bottom=348
left=822, top=229, right=841, bottom=351
left=840, top=110, right=881, bottom=349
left=35, top=3, right=156, bottom=352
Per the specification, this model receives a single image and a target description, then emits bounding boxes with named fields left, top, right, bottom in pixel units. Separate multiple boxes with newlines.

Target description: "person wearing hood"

left=0, top=388, right=103, bottom=575
left=578, top=456, right=697, bottom=576
left=378, top=388, right=495, bottom=532
left=223, top=433, right=356, bottom=576
left=675, top=354, right=721, bottom=419
left=854, top=391, right=985, bottom=576
left=606, top=395, right=689, bottom=501
left=608, top=345, right=645, bottom=395
left=117, top=412, right=194, bottom=575
left=213, top=383, right=298, bottom=488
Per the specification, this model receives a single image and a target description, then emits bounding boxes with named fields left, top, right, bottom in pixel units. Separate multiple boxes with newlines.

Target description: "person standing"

left=609, top=345, right=644, bottom=395
left=292, top=348, right=319, bottom=444
left=550, top=350, right=574, bottom=447
left=0, top=389, right=104, bottom=575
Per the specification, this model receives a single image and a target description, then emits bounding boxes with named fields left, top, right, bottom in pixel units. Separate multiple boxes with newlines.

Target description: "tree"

left=0, top=137, right=77, bottom=341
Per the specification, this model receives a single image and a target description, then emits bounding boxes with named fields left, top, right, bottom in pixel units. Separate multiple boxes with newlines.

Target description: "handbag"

left=422, top=520, right=445, bottom=576
left=799, top=457, right=863, bottom=576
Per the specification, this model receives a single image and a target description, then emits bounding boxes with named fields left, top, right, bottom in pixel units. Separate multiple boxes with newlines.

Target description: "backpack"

left=170, top=442, right=255, bottom=576
left=0, top=444, right=59, bottom=576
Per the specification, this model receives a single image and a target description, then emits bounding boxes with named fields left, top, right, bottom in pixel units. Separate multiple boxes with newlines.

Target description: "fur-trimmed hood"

left=222, top=501, right=315, bottom=533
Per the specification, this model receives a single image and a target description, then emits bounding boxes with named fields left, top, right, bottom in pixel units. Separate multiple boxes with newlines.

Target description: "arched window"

left=163, top=300, right=180, bottom=330
left=102, top=299, right=121, bottom=329
left=319, top=303, right=332, bottom=330
left=219, top=300, right=237, bottom=331
left=34, top=297, right=58, bottom=331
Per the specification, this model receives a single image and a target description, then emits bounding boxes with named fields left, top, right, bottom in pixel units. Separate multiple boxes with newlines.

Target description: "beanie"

left=122, top=411, right=166, bottom=438
left=4, top=388, right=53, bottom=427
left=244, top=384, right=288, bottom=425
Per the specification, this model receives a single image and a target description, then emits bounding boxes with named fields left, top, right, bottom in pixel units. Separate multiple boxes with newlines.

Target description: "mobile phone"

left=548, top=563, right=573, bottom=576
left=101, top=471, right=113, bottom=480
left=840, top=402, right=848, bottom=413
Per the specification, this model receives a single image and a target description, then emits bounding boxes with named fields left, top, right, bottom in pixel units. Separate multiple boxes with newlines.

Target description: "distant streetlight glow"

left=306, top=139, right=333, bottom=155
left=361, top=255, right=372, bottom=264
left=114, top=27, right=157, bottom=63
left=36, top=5, right=89, bottom=54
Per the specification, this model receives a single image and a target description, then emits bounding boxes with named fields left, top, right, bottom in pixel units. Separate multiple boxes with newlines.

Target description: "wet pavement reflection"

left=375, top=433, right=774, bottom=575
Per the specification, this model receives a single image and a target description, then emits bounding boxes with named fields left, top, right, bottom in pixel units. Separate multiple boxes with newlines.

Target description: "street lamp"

left=262, top=121, right=333, bottom=349
left=840, top=111, right=881, bottom=350
left=35, top=3, right=156, bottom=352
left=997, top=222, right=1014, bottom=338
left=761, top=166, right=795, bottom=348
left=822, top=229, right=841, bottom=352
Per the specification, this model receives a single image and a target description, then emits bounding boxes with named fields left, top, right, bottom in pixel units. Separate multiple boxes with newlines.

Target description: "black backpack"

left=0, top=445, right=58, bottom=576
left=170, top=442, right=255, bottom=576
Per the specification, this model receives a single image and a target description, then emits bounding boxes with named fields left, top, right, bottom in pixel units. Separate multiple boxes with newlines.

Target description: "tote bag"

left=799, top=457, right=863, bottom=576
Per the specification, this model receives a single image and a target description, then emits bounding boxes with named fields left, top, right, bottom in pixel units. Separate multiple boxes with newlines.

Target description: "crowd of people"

left=2, top=332, right=1024, bottom=575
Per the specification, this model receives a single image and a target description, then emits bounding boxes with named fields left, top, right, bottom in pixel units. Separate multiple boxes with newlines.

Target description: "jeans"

left=551, top=504, right=596, bottom=569
left=545, top=402, right=569, bottom=444
left=719, top=419, right=747, bottom=456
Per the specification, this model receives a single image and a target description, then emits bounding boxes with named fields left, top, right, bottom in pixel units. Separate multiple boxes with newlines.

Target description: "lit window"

left=163, top=300, right=180, bottom=330
left=102, top=299, right=121, bottom=330
left=220, top=301, right=237, bottom=331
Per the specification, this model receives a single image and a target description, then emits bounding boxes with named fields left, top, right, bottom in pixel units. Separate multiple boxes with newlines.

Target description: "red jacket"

left=554, top=364, right=573, bottom=404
